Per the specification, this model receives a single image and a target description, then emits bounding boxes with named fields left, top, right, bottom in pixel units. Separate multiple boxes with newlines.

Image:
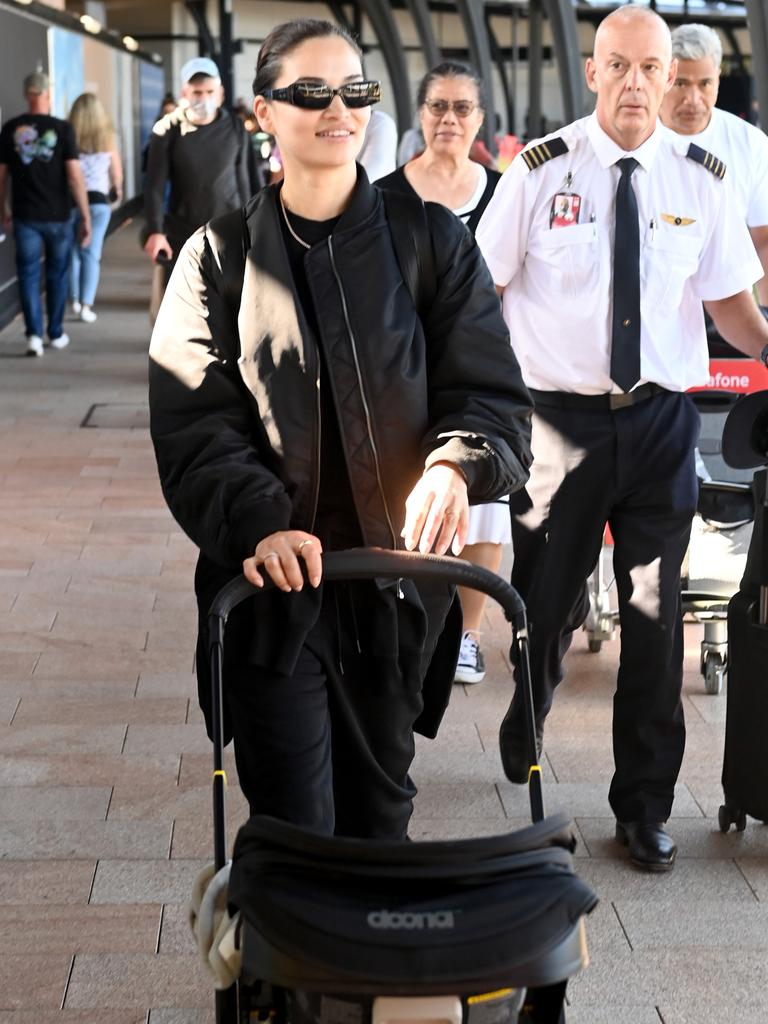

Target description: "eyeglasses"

left=262, top=80, right=381, bottom=109
left=424, top=99, right=478, bottom=118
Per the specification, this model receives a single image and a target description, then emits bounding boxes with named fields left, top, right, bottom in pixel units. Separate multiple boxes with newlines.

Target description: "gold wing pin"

left=661, top=213, right=696, bottom=227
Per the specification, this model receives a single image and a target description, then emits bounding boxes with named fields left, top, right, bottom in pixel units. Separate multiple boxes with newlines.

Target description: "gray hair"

left=670, top=24, right=723, bottom=66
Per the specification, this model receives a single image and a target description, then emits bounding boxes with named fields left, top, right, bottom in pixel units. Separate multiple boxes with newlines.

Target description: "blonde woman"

left=68, top=93, right=123, bottom=322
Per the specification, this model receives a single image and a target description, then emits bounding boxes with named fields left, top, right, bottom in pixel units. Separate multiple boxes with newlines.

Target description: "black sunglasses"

left=262, top=80, right=381, bottom=110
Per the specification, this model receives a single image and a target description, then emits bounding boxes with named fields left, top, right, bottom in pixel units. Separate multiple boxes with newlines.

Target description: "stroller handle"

left=207, top=549, right=527, bottom=643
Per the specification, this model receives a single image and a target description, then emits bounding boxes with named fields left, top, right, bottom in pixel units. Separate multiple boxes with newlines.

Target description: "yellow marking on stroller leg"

left=213, top=770, right=228, bottom=785
left=528, top=764, right=542, bottom=783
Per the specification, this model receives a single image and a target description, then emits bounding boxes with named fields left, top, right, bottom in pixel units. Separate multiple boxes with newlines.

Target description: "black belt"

left=530, top=383, right=670, bottom=412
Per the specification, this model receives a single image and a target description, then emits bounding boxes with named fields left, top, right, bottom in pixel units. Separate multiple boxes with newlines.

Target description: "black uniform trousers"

left=222, top=578, right=452, bottom=841
left=507, top=391, right=700, bottom=822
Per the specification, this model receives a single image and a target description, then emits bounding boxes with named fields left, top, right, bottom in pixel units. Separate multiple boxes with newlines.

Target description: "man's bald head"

left=586, top=6, right=676, bottom=150
left=594, top=6, right=671, bottom=63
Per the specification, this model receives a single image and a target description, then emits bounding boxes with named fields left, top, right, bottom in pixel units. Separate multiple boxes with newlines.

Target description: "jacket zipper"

left=308, top=349, right=322, bottom=533
left=327, top=237, right=399, bottom=552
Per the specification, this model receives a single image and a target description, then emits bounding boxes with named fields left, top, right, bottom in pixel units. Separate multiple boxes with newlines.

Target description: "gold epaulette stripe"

left=686, top=143, right=726, bottom=180
left=520, top=136, right=569, bottom=171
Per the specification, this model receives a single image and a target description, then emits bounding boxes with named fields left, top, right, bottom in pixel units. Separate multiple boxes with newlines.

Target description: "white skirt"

left=465, top=498, right=511, bottom=546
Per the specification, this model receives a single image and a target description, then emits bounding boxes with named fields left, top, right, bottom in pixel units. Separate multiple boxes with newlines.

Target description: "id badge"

left=550, top=192, right=581, bottom=228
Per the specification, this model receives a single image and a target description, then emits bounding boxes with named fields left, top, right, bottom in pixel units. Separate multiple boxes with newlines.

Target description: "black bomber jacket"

left=148, top=171, right=533, bottom=571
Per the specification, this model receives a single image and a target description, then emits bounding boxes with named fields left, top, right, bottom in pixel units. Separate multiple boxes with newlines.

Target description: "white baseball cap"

left=180, top=57, right=221, bottom=85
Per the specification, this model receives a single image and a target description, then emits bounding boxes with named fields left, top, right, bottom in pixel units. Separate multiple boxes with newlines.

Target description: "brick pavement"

left=0, top=225, right=766, bottom=1022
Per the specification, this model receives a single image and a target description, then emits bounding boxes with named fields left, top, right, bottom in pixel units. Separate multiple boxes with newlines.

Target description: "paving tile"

left=497, top=782, right=703, bottom=820
left=109, top=783, right=248, bottom=823
left=0, top=860, right=95, bottom=903
left=176, top=750, right=238, bottom=788
left=33, top=651, right=139, bottom=681
left=64, top=954, right=212, bottom=1008
left=0, top=904, right=161, bottom=954
left=90, top=860, right=208, bottom=904
left=169, top=815, right=248, bottom=860
left=614, top=898, right=768, bottom=949
left=0, top=1012, right=146, bottom=1023
left=149, top=1012, right=209, bottom=1024
left=0, top=753, right=178, bottom=787
left=13, top=697, right=187, bottom=727
left=735, top=859, right=768, bottom=900
left=413, top=781, right=506, bottom=817
left=576, top=815, right=768, bottom=859
left=0, top=955, right=73, bottom=1010
left=157, top=903, right=195, bottom=954
left=576, top=856, right=755, bottom=903
left=122, top=725, right=218, bottom=756
left=0, top=724, right=126, bottom=755
left=0, top=821, right=171, bottom=860
left=135, top=674, right=197, bottom=699
left=0, top=785, right=110, bottom=821
left=564, top=1005, right=664, bottom=1024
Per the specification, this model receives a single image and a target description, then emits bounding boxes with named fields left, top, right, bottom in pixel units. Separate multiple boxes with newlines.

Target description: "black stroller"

left=205, top=550, right=598, bottom=1024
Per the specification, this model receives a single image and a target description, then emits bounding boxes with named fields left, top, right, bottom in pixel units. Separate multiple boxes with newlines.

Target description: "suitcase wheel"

left=718, top=802, right=747, bottom=833
left=702, top=650, right=726, bottom=696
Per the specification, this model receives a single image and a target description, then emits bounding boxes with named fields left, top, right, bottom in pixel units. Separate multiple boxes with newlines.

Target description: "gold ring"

left=297, top=539, right=313, bottom=552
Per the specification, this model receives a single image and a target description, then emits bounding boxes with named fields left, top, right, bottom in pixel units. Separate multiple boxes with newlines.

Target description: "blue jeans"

left=14, top=219, right=72, bottom=340
left=70, top=202, right=111, bottom=306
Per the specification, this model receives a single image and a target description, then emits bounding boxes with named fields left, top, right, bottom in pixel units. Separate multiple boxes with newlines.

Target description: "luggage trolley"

left=206, top=550, right=598, bottom=1024
left=584, top=355, right=768, bottom=693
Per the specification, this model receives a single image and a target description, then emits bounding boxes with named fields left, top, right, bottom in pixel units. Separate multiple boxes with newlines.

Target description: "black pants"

left=508, top=392, right=700, bottom=821
left=223, top=580, right=436, bottom=840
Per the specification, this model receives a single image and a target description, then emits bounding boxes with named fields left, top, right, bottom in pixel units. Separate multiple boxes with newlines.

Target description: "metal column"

left=404, top=0, right=441, bottom=71
left=455, top=0, right=496, bottom=150
left=357, top=0, right=412, bottom=134
left=542, top=0, right=589, bottom=122
left=746, top=0, right=768, bottom=128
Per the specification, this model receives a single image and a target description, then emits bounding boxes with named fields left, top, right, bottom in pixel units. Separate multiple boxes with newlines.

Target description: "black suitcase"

left=719, top=468, right=768, bottom=831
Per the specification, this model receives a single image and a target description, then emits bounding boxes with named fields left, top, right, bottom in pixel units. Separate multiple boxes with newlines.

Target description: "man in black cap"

left=0, top=72, right=92, bottom=356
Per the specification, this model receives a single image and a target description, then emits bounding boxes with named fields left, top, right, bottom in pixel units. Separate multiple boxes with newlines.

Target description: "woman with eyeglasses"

left=149, top=19, right=532, bottom=840
left=379, top=64, right=507, bottom=689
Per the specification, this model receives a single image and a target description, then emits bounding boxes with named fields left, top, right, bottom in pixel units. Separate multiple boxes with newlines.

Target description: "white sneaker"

left=25, top=335, right=44, bottom=357
left=80, top=306, right=97, bottom=323
left=48, top=333, right=70, bottom=350
left=454, top=631, right=486, bottom=684
left=71, top=301, right=82, bottom=315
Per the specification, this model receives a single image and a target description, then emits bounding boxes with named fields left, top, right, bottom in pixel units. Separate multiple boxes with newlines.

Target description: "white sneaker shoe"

left=48, top=333, right=70, bottom=350
left=80, top=306, right=97, bottom=323
left=25, top=335, right=44, bottom=357
left=71, top=301, right=82, bottom=315
left=454, top=631, right=486, bottom=684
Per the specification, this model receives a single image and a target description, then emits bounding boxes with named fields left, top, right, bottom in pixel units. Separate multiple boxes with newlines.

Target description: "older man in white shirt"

left=477, top=5, right=768, bottom=872
left=660, top=23, right=768, bottom=320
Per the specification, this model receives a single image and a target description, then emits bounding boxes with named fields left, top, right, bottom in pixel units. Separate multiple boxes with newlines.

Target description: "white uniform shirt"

left=667, top=106, right=768, bottom=227
left=477, top=113, right=762, bottom=394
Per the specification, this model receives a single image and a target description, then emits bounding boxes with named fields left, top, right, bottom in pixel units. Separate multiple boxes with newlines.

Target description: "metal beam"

left=486, top=13, right=513, bottom=136
left=357, top=0, right=412, bottom=135
left=542, top=0, right=589, bottom=123
left=454, top=0, right=496, bottom=151
left=184, top=0, right=215, bottom=56
left=745, top=0, right=768, bottom=132
left=528, top=0, right=543, bottom=138
left=218, top=0, right=234, bottom=108
left=404, top=0, right=441, bottom=71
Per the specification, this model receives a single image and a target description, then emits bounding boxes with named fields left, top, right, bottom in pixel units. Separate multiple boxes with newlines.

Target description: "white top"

left=453, top=165, right=488, bottom=224
left=79, top=150, right=111, bottom=194
left=476, top=113, right=762, bottom=394
left=358, top=110, right=398, bottom=182
left=667, top=106, right=768, bottom=228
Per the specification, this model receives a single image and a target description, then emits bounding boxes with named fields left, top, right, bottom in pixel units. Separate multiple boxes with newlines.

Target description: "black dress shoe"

left=616, top=821, right=677, bottom=872
left=499, top=714, right=544, bottom=784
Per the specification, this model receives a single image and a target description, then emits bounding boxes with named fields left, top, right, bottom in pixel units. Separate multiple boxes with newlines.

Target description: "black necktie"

left=610, top=157, right=641, bottom=393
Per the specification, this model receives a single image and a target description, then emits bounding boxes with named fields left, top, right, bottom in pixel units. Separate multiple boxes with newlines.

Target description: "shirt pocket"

left=642, top=228, right=701, bottom=308
left=536, top=222, right=599, bottom=297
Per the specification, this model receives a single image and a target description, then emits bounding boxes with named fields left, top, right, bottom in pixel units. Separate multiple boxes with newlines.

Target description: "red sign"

left=688, top=358, right=768, bottom=395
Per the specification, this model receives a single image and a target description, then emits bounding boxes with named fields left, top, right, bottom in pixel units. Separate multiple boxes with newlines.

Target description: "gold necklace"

left=279, top=191, right=311, bottom=250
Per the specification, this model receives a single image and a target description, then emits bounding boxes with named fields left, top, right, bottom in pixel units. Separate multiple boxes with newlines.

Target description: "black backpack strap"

left=382, top=189, right=437, bottom=318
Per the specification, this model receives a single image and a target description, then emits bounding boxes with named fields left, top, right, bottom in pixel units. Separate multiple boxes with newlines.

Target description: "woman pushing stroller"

left=149, top=17, right=532, bottom=841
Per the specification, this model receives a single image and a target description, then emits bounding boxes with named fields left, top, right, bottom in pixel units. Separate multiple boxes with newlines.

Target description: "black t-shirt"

left=278, top=197, right=363, bottom=550
left=0, top=113, right=78, bottom=221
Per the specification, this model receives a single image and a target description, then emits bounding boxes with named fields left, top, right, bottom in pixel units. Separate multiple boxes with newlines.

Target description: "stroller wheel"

left=718, top=804, right=731, bottom=833
left=703, top=651, right=726, bottom=695
left=587, top=637, right=602, bottom=653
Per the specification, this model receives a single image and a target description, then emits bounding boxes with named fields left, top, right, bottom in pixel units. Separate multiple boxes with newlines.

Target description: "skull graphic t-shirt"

left=0, top=113, right=78, bottom=221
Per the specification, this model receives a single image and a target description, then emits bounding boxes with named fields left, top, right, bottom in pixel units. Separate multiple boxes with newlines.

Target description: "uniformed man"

left=477, top=5, right=768, bottom=872
left=660, top=23, right=768, bottom=324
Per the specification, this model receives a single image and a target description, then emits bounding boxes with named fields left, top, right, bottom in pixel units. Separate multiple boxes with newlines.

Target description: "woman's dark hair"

left=416, top=61, right=485, bottom=110
left=253, top=19, right=363, bottom=96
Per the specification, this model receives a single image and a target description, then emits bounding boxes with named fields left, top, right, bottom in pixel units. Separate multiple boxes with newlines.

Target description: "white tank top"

left=79, top=151, right=111, bottom=195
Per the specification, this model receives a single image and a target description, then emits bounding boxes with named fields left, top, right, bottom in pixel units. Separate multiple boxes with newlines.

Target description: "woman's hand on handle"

left=402, top=463, right=469, bottom=556
left=243, top=531, right=323, bottom=591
